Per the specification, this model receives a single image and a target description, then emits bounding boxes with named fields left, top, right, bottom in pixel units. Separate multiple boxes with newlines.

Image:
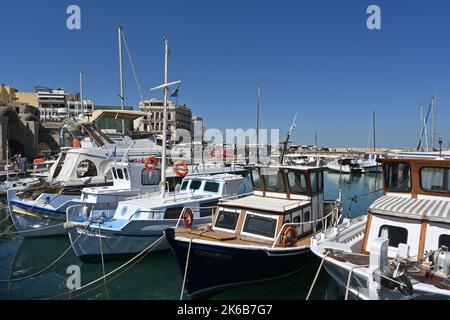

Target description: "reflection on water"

left=0, top=171, right=383, bottom=300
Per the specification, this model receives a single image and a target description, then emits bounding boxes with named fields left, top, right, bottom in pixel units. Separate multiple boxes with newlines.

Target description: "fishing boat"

left=310, top=156, right=450, bottom=300
left=165, top=164, right=341, bottom=298
left=66, top=173, right=246, bottom=262
left=327, top=156, right=363, bottom=174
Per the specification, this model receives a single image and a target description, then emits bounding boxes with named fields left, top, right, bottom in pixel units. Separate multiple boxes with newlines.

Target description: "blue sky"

left=1, top=0, right=450, bottom=148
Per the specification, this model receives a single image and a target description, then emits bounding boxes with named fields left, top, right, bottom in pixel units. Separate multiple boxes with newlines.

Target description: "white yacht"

left=311, top=157, right=450, bottom=299
left=327, top=156, right=364, bottom=174
left=358, top=152, right=384, bottom=173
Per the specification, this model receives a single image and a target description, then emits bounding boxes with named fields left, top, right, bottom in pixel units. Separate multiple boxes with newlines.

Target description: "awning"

left=90, top=110, right=148, bottom=123
left=369, top=195, right=450, bottom=223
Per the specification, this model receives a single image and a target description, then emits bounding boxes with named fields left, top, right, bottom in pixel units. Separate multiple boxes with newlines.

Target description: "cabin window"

left=117, top=169, right=124, bottom=180
left=141, top=168, right=160, bottom=185
left=123, top=168, right=129, bottom=181
left=112, top=167, right=117, bottom=179
left=181, top=180, right=189, bottom=191
left=304, top=211, right=310, bottom=223
left=190, top=180, right=202, bottom=190
left=200, top=202, right=216, bottom=217
left=378, top=225, right=408, bottom=248
left=243, top=214, right=277, bottom=238
left=293, top=215, right=301, bottom=223
left=215, top=210, right=240, bottom=230
left=317, top=171, right=323, bottom=192
left=204, top=182, right=220, bottom=193
left=261, top=169, right=285, bottom=193
left=164, top=207, right=183, bottom=219
left=384, top=163, right=411, bottom=192
left=309, top=171, right=323, bottom=193
left=287, top=172, right=307, bottom=194
left=420, top=167, right=450, bottom=193
left=250, top=169, right=262, bottom=191
left=438, top=234, right=450, bottom=249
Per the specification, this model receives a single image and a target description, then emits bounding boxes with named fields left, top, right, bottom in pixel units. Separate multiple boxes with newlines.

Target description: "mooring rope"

left=98, top=226, right=110, bottom=300
left=306, top=252, right=330, bottom=300
left=46, top=235, right=166, bottom=300
left=0, top=223, right=91, bottom=282
left=0, top=222, right=65, bottom=237
left=180, top=238, right=193, bottom=300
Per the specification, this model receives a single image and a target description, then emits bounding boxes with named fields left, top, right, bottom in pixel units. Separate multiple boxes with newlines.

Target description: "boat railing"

left=271, top=202, right=341, bottom=248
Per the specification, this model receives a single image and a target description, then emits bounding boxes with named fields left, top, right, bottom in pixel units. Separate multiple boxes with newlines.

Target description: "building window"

left=378, top=225, right=408, bottom=248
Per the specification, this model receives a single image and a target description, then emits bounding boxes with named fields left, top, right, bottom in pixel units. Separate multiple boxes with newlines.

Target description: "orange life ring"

left=33, top=158, right=45, bottom=164
left=144, top=157, right=158, bottom=172
left=183, top=207, right=194, bottom=229
left=280, top=225, right=297, bottom=247
left=72, top=138, right=81, bottom=148
left=173, top=161, right=189, bottom=177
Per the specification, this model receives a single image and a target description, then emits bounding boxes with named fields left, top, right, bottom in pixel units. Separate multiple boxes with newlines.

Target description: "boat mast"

left=279, top=113, right=297, bottom=165
left=372, top=111, right=376, bottom=151
left=161, top=37, right=170, bottom=191
left=118, top=26, right=125, bottom=135
left=256, top=86, right=260, bottom=164
left=80, top=71, right=84, bottom=119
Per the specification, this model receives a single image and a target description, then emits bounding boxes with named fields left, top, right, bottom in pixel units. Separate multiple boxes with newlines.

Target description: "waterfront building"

left=134, top=98, right=192, bottom=142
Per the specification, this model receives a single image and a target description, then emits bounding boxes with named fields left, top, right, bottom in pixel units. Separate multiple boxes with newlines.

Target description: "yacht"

left=327, top=156, right=364, bottom=174
left=358, top=152, right=384, bottom=173
left=310, top=156, right=450, bottom=299
left=165, top=164, right=341, bottom=298
left=65, top=173, right=247, bottom=262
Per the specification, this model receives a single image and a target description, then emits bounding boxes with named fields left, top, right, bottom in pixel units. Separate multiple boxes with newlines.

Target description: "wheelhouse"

left=207, top=165, right=337, bottom=246
left=361, top=158, right=450, bottom=260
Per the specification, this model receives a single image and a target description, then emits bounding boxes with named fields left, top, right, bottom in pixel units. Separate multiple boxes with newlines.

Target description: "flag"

left=170, top=86, right=179, bottom=97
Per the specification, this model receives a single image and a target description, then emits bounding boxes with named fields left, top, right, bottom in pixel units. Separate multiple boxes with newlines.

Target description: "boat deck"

left=174, top=227, right=312, bottom=248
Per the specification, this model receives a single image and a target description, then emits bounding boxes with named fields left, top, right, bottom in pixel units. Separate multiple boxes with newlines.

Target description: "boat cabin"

left=361, top=158, right=450, bottom=261
left=80, top=162, right=161, bottom=204
left=180, top=165, right=339, bottom=248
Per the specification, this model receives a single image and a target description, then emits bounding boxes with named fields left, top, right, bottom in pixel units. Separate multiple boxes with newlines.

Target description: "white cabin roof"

left=369, top=195, right=450, bottom=223
left=220, top=195, right=309, bottom=213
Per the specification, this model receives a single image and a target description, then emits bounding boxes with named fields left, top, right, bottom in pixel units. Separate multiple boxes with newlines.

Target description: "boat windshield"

left=261, top=168, right=285, bottom=193
left=420, top=167, right=450, bottom=193
left=384, top=162, right=411, bottom=192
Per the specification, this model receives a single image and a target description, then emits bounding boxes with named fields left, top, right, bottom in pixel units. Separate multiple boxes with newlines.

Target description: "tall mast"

left=431, top=94, right=434, bottom=150
left=372, top=111, right=376, bottom=151
left=420, top=102, right=423, bottom=148
left=256, top=86, right=260, bottom=164
left=161, top=37, right=169, bottom=190
left=118, top=26, right=125, bottom=134
left=79, top=71, right=84, bottom=118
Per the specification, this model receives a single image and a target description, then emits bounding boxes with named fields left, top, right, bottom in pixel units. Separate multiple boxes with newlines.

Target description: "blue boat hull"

left=164, top=228, right=314, bottom=298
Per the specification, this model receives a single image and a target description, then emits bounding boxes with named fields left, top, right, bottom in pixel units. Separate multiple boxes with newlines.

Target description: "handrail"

left=271, top=203, right=340, bottom=248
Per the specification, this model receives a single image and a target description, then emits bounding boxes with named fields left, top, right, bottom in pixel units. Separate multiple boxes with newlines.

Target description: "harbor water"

left=0, top=171, right=383, bottom=300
